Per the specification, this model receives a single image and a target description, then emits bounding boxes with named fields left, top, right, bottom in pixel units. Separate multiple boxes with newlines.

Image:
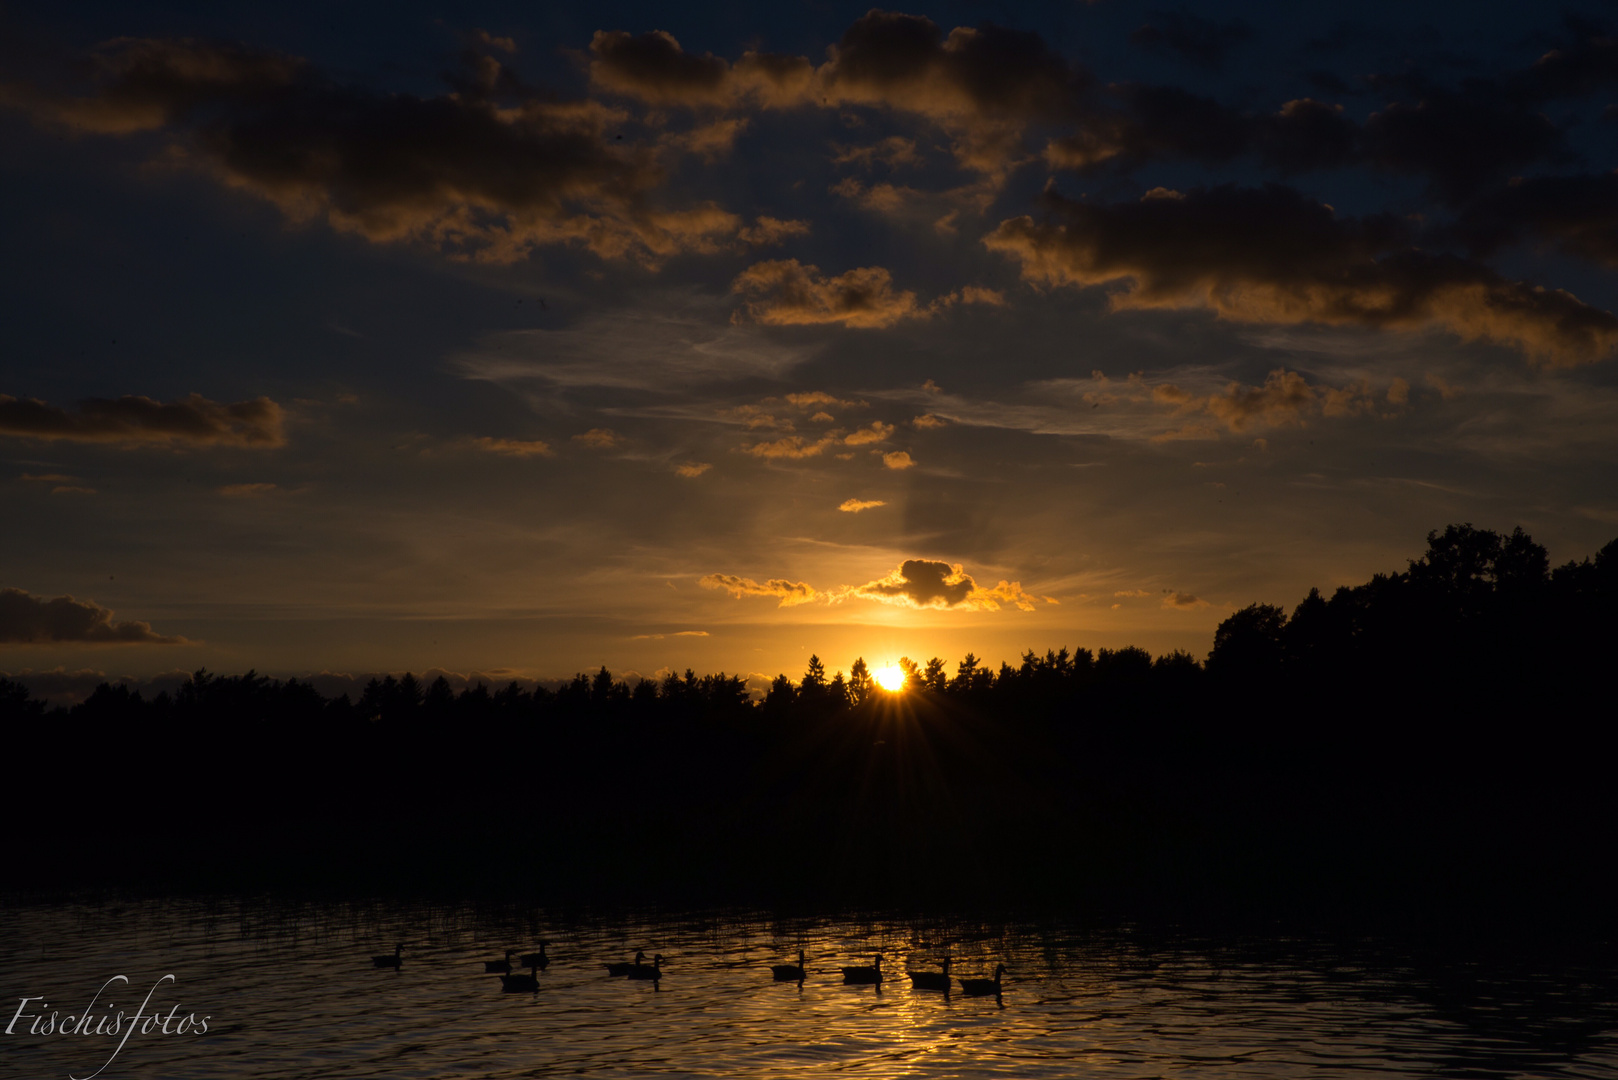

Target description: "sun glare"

left=874, top=664, right=906, bottom=692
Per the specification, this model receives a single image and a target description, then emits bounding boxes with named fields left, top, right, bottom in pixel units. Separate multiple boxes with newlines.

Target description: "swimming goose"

left=500, top=962, right=540, bottom=993
left=625, top=954, right=663, bottom=983
left=909, top=956, right=952, bottom=991
left=372, top=944, right=403, bottom=969
left=604, top=951, right=647, bottom=976
left=771, top=950, right=807, bottom=982
left=958, top=963, right=1006, bottom=997
left=484, top=949, right=516, bottom=974
left=841, top=955, right=882, bottom=985
left=519, top=943, right=550, bottom=970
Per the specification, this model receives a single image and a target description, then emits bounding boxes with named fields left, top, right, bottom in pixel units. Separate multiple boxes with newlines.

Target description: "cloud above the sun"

left=701, top=559, right=1056, bottom=611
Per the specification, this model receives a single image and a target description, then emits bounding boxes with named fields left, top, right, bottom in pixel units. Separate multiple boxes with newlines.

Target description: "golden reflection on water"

left=1, top=899, right=1616, bottom=1079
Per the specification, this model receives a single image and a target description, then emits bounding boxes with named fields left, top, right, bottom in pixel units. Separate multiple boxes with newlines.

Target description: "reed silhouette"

left=2, top=523, right=1614, bottom=926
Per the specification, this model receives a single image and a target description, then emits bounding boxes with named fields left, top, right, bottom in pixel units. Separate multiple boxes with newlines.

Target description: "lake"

left=3, top=896, right=1615, bottom=1078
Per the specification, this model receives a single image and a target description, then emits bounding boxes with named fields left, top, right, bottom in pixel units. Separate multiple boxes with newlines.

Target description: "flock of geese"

left=371, top=944, right=1006, bottom=997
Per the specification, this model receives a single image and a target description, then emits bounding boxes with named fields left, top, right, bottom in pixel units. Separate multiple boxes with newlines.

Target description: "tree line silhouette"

left=3, top=523, right=1614, bottom=924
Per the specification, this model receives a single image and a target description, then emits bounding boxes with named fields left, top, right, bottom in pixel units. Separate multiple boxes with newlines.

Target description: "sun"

left=874, top=664, right=907, bottom=692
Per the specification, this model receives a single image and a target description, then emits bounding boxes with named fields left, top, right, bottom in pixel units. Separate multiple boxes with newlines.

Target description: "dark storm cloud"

left=984, top=184, right=1618, bottom=367
left=817, top=10, right=1087, bottom=124
left=1360, top=82, right=1569, bottom=202
left=0, top=36, right=305, bottom=132
left=1511, top=17, right=1618, bottom=102
left=2, top=37, right=753, bottom=263
left=1046, top=88, right=1357, bottom=175
left=0, top=588, right=186, bottom=644
left=1447, top=173, right=1618, bottom=266
left=589, top=11, right=1091, bottom=180
left=0, top=392, right=285, bottom=446
left=589, top=29, right=812, bottom=108
left=1129, top=9, right=1253, bottom=72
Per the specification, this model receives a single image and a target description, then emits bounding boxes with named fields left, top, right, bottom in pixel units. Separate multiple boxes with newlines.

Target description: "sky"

left=3, top=0, right=1618, bottom=696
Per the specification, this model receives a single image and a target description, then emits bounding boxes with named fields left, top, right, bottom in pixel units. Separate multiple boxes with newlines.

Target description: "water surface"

left=2, top=898, right=1615, bottom=1078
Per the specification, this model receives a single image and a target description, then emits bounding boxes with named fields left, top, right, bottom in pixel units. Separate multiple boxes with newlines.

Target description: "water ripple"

left=0, top=899, right=1614, bottom=1079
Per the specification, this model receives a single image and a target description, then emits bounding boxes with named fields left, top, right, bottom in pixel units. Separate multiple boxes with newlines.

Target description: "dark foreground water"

left=2, top=897, right=1616, bottom=1079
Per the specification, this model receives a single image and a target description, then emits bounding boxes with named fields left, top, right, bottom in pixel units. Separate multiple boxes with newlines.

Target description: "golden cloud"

left=1151, top=368, right=1405, bottom=434
left=703, top=559, right=1055, bottom=612
left=675, top=462, right=712, bottom=477
left=786, top=392, right=855, bottom=408
left=844, top=421, right=895, bottom=445
left=838, top=498, right=887, bottom=512
left=745, top=435, right=838, bottom=459
left=573, top=428, right=620, bottom=448
left=985, top=184, right=1618, bottom=367
left=473, top=436, right=553, bottom=457
left=699, top=573, right=821, bottom=606
left=732, top=259, right=925, bottom=329
left=882, top=450, right=915, bottom=469
left=843, top=559, right=1055, bottom=611
left=736, top=216, right=812, bottom=247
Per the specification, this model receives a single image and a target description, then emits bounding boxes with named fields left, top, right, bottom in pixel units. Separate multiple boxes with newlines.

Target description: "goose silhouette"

left=372, top=944, right=403, bottom=969
left=959, top=963, right=1006, bottom=997
left=519, top=943, right=550, bottom=970
left=771, top=950, right=807, bottom=982
left=841, top=955, right=882, bottom=985
left=604, top=951, right=647, bottom=977
left=499, top=962, right=540, bottom=993
left=909, top=956, right=952, bottom=992
left=484, top=949, right=515, bottom=974
left=625, top=954, right=663, bottom=983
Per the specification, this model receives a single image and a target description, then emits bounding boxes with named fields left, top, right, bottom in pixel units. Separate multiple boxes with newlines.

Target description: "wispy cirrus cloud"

left=473, top=436, right=553, bottom=457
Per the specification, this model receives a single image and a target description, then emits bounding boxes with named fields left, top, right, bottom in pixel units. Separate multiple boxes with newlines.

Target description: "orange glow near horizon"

left=874, top=664, right=906, bottom=691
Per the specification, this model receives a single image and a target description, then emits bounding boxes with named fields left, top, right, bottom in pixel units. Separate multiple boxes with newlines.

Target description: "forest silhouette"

left=3, top=523, right=1615, bottom=925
